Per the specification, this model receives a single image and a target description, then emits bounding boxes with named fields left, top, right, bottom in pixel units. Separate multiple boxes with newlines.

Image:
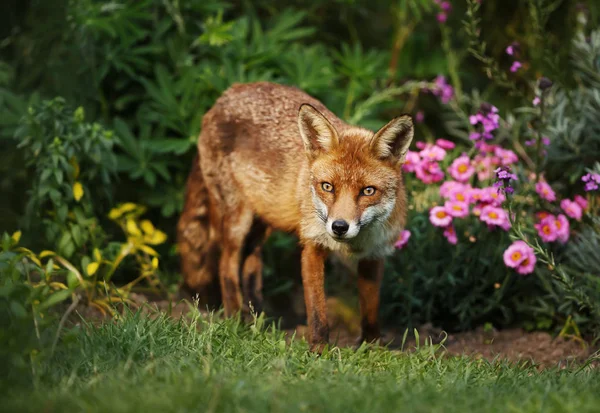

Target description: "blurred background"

left=1, top=0, right=600, bottom=364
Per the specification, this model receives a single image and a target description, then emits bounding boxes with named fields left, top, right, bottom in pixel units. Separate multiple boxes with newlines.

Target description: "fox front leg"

left=356, top=258, right=383, bottom=344
left=300, top=243, right=329, bottom=353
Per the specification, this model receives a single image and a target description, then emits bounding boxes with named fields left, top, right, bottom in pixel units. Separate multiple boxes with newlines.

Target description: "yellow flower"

left=151, top=257, right=159, bottom=269
left=126, top=219, right=142, bottom=236
left=87, top=262, right=100, bottom=276
left=144, top=229, right=167, bottom=245
left=109, top=202, right=141, bottom=220
left=11, top=231, right=22, bottom=244
left=73, top=182, right=84, bottom=201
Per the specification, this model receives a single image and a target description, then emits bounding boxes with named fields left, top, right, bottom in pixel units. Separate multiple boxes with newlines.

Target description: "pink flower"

left=468, top=188, right=486, bottom=204
left=482, top=187, right=506, bottom=206
left=503, top=241, right=528, bottom=267
left=416, top=161, right=444, bottom=184
left=415, top=111, right=425, bottom=123
left=440, top=181, right=464, bottom=198
left=444, top=201, right=470, bottom=218
left=510, top=61, right=522, bottom=72
left=447, top=185, right=472, bottom=204
left=506, top=45, right=515, bottom=56
left=435, top=138, right=455, bottom=150
left=574, top=195, right=588, bottom=209
left=480, top=205, right=509, bottom=228
left=473, top=154, right=499, bottom=182
left=560, top=199, right=583, bottom=221
left=533, top=97, right=540, bottom=106
left=415, top=141, right=427, bottom=150
left=440, top=1, right=452, bottom=11
left=402, top=151, right=421, bottom=173
left=555, top=214, right=570, bottom=243
left=535, top=181, right=556, bottom=202
left=443, top=225, right=458, bottom=245
left=419, top=145, right=447, bottom=161
left=516, top=252, right=537, bottom=275
left=437, top=12, right=447, bottom=23
left=503, top=241, right=536, bottom=275
left=394, top=230, right=411, bottom=250
left=448, top=155, right=475, bottom=182
left=535, top=215, right=558, bottom=242
left=429, top=206, right=452, bottom=227
left=494, top=147, right=518, bottom=165
left=432, top=76, right=454, bottom=103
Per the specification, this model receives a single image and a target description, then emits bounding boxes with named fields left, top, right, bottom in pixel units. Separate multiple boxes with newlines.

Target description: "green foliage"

left=4, top=309, right=600, bottom=411
left=546, top=30, right=600, bottom=184
left=15, top=98, right=117, bottom=257
left=0, top=231, right=67, bottom=387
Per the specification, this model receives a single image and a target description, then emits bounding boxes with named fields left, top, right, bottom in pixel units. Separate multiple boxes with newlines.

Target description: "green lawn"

left=4, top=307, right=600, bottom=413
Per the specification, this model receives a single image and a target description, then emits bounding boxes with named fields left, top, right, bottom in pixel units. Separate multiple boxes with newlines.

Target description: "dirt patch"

left=63, top=294, right=597, bottom=369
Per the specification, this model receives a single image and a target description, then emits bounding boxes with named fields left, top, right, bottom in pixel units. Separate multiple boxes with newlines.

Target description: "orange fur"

left=179, top=82, right=413, bottom=350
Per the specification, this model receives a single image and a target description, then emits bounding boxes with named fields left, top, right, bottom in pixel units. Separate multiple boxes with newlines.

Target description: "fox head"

left=298, top=104, right=413, bottom=242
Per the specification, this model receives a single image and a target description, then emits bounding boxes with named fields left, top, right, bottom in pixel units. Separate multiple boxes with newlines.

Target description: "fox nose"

left=331, top=220, right=349, bottom=236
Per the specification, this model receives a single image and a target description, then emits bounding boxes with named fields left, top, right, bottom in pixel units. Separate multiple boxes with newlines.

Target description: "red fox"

left=178, top=82, right=413, bottom=351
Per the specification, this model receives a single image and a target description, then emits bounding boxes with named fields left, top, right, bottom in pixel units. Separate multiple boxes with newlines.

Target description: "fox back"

left=197, top=82, right=413, bottom=258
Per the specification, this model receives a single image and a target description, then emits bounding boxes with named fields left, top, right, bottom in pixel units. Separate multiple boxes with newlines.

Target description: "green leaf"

left=38, top=289, right=72, bottom=310
left=10, top=300, right=27, bottom=318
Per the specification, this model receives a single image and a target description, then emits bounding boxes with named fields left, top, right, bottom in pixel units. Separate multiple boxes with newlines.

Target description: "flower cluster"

left=430, top=179, right=511, bottom=243
left=506, top=41, right=522, bottom=73
left=430, top=75, right=454, bottom=104
left=434, top=0, right=452, bottom=23
left=530, top=191, right=588, bottom=245
left=396, top=88, right=591, bottom=279
left=534, top=212, right=569, bottom=243
left=473, top=143, right=518, bottom=181
left=503, top=241, right=536, bottom=275
left=582, top=172, right=600, bottom=191
left=494, top=166, right=518, bottom=195
left=469, top=103, right=500, bottom=144
left=403, top=139, right=455, bottom=184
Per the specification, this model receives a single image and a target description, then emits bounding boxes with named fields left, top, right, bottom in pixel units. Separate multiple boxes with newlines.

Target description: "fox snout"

left=327, top=217, right=360, bottom=240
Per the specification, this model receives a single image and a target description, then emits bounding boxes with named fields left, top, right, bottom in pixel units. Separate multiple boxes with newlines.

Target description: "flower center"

left=488, top=211, right=498, bottom=219
left=555, top=220, right=561, bottom=230
left=458, top=164, right=468, bottom=173
left=511, top=252, right=522, bottom=262
left=436, top=211, right=447, bottom=218
left=452, top=205, right=462, bottom=211
left=456, top=193, right=465, bottom=201
left=542, top=225, right=551, bottom=234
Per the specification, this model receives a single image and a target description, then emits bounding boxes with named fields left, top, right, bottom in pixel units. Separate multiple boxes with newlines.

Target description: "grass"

left=3, top=306, right=600, bottom=413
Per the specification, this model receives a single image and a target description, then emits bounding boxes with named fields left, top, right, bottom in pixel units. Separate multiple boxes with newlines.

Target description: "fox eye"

left=321, top=182, right=334, bottom=192
left=362, top=186, right=376, bottom=196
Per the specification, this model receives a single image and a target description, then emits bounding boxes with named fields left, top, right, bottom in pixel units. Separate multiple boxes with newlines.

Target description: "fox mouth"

left=331, top=234, right=350, bottom=242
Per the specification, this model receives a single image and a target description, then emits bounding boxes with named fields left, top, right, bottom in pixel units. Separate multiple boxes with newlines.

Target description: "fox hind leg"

left=241, top=223, right=270, bottom=316
left=356, top=258, right=383, bottom=344
left=218, top=206, right=255, bottom=317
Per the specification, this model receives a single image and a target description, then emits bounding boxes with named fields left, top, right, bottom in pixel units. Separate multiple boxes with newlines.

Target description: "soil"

left=65, top=293, right=597, bottom=369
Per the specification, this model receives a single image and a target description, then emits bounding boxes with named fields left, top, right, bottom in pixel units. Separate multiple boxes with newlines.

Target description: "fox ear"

left=370, top=115, right=414, bottom=163
left=298, top=104, right=339, bottom=156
